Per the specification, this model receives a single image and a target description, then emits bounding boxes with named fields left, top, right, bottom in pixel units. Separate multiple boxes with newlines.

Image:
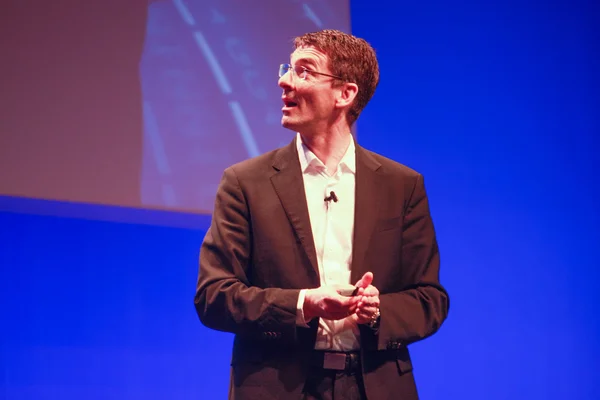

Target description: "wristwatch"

left=367, top=307, right=381, bottom=329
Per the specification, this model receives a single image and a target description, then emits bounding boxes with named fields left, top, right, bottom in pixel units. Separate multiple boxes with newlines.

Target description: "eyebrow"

left=293, top=58, right=318, bottom=68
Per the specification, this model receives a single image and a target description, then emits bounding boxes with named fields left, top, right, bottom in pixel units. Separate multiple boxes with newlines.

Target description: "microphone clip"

left=324, top=191, right=338, bottom=203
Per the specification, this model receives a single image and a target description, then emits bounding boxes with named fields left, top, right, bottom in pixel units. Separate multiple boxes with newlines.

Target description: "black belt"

left=310, top=351, right=361, bottom=373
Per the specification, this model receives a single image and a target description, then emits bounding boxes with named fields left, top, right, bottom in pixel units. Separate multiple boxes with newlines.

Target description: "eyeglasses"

left=278, top=63, right=345, bottom=81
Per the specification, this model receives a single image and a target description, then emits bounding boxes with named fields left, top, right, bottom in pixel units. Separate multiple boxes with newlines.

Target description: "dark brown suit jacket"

left=195, top=137, right=449, bottom=399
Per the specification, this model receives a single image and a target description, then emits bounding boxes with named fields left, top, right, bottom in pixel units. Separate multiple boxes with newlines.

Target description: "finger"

left=357, top=295, right=374, bottom=306
left=357, top=305, right=377, bottom=316
left=354, top=272, right=373, bottom=289
left=362, top=285, right=380, bottom=297
left=355, top=312, right=370, bottom=324
left=339, top=295, right=360, bottom=307
left=350, top=313, right=371, bottom=325
left=360, top=296, right=380, bottom=307
left=348, top=303, right=358, bottom=314
left=356, top=308, right=369, bottom=318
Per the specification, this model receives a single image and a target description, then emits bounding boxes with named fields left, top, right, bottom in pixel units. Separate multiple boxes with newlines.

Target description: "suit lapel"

left=270, top=139, right=320, bottom=284
left=351, top=145, right=383, bottom=284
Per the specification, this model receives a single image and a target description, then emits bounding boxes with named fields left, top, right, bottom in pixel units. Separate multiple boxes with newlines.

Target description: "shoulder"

left=358, top=147, right=432, bottom=211
left=222, top=142, right=294, bottom=183
left=356, top=146, right=427, bottom=203
left=358, top=146, right=422, bottom=179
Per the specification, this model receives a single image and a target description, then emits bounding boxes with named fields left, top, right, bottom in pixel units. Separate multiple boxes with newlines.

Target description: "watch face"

left=368, top=309, right=380, bottom=328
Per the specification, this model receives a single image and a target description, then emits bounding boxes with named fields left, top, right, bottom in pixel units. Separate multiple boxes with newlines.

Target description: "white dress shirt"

left=295, top=133, right=360, bottom=351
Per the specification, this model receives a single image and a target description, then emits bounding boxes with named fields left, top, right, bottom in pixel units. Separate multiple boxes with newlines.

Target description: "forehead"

left=290, top=46, right=330, bottom=68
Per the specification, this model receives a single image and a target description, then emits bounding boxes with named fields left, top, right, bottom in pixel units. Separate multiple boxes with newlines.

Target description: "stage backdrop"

left=1, top=0, right=599, bottom=399
left=0, top=0, right=350, bottom=216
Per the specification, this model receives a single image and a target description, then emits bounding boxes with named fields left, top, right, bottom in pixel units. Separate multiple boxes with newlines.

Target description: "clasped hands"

left=303, top=272, right=380, bottom=325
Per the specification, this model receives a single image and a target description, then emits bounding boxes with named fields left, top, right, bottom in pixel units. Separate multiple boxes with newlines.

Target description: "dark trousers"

left=302, top=354, right=368, bottom=400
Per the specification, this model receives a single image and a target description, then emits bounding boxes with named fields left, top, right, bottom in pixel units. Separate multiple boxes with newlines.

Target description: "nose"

left=278, top=69, right=293, bottom=90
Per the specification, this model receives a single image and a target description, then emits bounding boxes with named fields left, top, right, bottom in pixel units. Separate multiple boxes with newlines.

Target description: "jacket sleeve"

left=194, top=167, right=301, bottom=341
left=374, top=174, right=449, bottom=350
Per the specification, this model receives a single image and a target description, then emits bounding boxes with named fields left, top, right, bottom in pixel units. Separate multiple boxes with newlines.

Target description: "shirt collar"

left=296, top=132, right=356, bottom=174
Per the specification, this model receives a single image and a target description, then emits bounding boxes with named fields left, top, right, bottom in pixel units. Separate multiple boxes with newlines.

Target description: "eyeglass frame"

left=278, top=63, right=346, bottom=82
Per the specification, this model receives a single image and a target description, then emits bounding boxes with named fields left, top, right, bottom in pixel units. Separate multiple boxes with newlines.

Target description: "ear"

left=335, top=82, right=359, bottom=109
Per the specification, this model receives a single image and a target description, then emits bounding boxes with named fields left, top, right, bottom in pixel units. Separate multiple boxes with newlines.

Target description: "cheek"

left=315, top=94, right=335, bottom=112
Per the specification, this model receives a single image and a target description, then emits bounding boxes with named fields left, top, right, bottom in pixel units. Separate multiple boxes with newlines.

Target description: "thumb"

left=355, top=272, right=373, bottom=289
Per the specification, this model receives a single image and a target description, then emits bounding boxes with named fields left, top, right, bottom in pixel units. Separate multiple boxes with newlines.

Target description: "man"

left=195, top=29, right=449, bottom=399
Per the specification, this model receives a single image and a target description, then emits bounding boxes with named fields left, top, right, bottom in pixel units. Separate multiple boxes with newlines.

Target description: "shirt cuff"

left=296, top=289, right=310, bottom=328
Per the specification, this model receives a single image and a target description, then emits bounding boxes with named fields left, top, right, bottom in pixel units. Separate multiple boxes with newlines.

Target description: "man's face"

left=278, top=46, right=339, bottom=134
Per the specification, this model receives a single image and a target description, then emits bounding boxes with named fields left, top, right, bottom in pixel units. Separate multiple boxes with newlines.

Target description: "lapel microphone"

left=324, top=191, right=338, bottom=203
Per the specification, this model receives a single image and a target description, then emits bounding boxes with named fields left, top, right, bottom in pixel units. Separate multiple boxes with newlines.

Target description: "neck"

left=300, top=127, right=352, bottom=174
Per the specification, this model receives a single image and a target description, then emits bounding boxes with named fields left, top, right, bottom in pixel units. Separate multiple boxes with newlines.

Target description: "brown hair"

left=294, top=29, right=380, bottom=125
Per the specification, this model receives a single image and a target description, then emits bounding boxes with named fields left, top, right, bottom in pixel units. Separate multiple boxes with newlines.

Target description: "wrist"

left=367, top=307, right=380, bottom=329
left=302, top=290, right=315, bottom=321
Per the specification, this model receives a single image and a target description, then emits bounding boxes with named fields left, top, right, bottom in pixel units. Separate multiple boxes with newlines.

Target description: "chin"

left=281, top=117, right=299, bottom=131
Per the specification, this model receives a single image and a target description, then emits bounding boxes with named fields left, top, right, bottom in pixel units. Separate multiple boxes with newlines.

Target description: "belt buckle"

left=323, top=352, right=347, bottom=370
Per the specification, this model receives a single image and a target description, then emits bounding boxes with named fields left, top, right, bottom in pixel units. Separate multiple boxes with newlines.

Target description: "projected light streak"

left=173, top=0, right=195, bottom=26
left=180, top=4, right=260, bottom=158
left=138, top=0, right=348, bottom=211
left=303, top=4, right=323, bottom=28
left=229, top=101, right=261, bottom=158
left=143, top=101, right=177, bottom=206
left=193, top=31, right=232, bottom=95
left=143, top=102, right=171, bottom=176
left=163, top=183, right=177, bottom=206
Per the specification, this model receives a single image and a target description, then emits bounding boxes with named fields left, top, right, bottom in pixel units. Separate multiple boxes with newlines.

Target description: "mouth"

left=282, top=98, right=298, bottom=109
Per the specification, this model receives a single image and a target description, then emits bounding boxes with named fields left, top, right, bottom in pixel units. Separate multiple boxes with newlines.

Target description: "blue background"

left=1, top=0, right=599, bottom=399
